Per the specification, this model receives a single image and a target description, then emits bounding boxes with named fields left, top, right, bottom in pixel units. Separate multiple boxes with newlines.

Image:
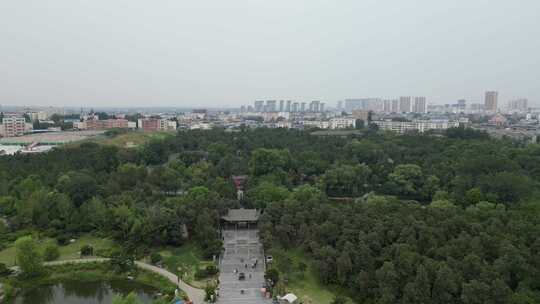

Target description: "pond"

left=14, top=280, right=159, bottom=304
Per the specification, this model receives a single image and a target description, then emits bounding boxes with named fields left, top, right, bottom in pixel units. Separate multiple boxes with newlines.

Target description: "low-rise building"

left=1, top=116, right=26, bottom=137
left=138, top=118, right=177, bottom=131
left=302, top=120, right=330, bottom=129
left=373, top=119, right=459, bottom=133
left=488, top=114, right=508, bottom=127
left=329, top=117, right=356, bottom=129
left=352, top=109, right=369, bottom=123
left=88, top=119, right=128, bottom=130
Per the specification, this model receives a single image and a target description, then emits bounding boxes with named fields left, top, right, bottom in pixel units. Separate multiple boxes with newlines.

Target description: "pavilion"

left=220, top=209, right=260, bottom=229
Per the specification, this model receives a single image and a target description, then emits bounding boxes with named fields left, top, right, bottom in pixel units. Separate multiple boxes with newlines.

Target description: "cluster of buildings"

left=428, top=92, right=530, bottom=115
left=73, top=113, right=177, bottom=131
left=1, top=89, right=538, bottom=142
left=339, top=97, right=428, bottom=114
left=231, top=97, right=462, bottom=133
left=241, top=100, right=326, bottom=113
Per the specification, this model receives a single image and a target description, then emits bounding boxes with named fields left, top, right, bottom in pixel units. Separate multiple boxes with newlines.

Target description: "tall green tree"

left=15, top=236, right=44, bottom=277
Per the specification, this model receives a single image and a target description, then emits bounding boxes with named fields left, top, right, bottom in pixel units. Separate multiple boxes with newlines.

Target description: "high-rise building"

left=344, top=99, right=362, bottom=111
left=457, top=99, right=467, bottom=112
left=254, top=100, right=264, bottom=112
left=507, top=98, right=528, bottom=112
left=344, top=98, right=382, bottom=112
left=320, top=103, right=325, bottom=112
left=414, top=97, right=427, bottom=113
left=391, top=100, right=399, bottom=113
left=286, top=100, right=292, bottom=112
left=309, top=100, right=321, bottom=112
left=266, top=100, right=277, bottom=112
left=399, top=96, right=413, bottom=113
left=337, top=101, right=343, bottom=111
left=383, top=100, right=392, bottom=113
left=279, top=100, right=284, bottom=112
left=1, top=116, right=26, bottom=137
left=485, top=91, right=498, bottom=112
left=292, top=102, right=299, bottom=112
left=300, top=102, right=306, bottom=112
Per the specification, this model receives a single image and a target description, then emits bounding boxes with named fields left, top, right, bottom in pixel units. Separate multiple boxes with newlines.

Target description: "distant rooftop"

left=221, top=209, right=260, bottom=222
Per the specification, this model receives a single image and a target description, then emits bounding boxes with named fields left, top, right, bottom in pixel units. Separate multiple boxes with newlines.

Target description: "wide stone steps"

left=217, top=228, right=271, bottom=304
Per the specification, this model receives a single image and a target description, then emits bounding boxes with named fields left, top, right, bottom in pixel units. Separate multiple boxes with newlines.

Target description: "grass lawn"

left=56, top=235, right=117, bottom=260
left=153, top=242, right=217, bottom=288
left=0, top=235, right=117, bottom=266
left=96, top=131, right=175, bottom=148
left=269, top=248, right=350, bottom=304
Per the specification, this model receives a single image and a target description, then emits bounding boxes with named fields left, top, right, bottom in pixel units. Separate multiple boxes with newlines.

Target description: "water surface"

left=14, top=280, right=158, bottom=304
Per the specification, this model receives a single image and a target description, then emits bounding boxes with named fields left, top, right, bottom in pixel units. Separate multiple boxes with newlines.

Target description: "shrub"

left=81, top=245, right=94, bottom=256
left=194, top=268, right=208, bottom=280
left=43, top=243, right=60, bottom=261
left=0, top=263, right=13, bottom=276
left=205, top=265, right=218, bottom=275
left=110, top=249, right=135, bottom=273
left=264, top=268, right=280, bottom=286
left=57, top=234, right=71, bottom=246
left=204, top=284, right=216, bottom=302
left=195, top=265, right=219, bottom=279
left=95, top=248, right=114, bottom=258
left=150, top=252, right=163, bottom=265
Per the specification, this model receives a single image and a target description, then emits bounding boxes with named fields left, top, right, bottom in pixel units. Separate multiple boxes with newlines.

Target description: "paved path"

left=218, top=228, right=271, bottom=304
left=12, top=258, right=205, bottom=304
left=135, top=261, right=205, bottom=304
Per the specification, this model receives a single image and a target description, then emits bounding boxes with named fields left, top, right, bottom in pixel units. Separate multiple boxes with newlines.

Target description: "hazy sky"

left=1, top=0, right=539, bottom=108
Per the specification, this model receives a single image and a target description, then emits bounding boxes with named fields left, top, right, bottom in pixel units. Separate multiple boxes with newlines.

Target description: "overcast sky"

left=1, top=0, right=539, bottom=108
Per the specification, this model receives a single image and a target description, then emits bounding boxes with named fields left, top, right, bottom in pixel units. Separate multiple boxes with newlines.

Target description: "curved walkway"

left=13, top=258, right=205, bottom=304
left=135, top=261, right=205, bottom=304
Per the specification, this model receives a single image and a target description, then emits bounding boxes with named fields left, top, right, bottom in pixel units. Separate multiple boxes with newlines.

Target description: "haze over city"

left=1, top=0, right=540, bottom=108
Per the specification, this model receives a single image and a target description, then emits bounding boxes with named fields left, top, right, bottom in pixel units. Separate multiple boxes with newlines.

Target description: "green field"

left=154, top=242, right=216, bottom=288
left=0, top=235, right=117, bottom=266
left=96, top=130, right=176, bottom=148
left=270, top=248, right=349, bottom=304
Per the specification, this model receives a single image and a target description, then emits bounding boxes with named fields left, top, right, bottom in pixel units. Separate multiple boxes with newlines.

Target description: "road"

left=11, top=258, right=205, bottom=304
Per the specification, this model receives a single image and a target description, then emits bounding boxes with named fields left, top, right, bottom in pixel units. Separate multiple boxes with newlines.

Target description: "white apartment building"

left=302, top=120, right=330, bottom=129
left=399, top=96, right=413, bottom=113
left=374, top=120, right=459, bottom=134
left=414, top=97, right=427, bottom=114
left=329, top=117, right=356, bottom=129
left=1, top=116, right=26, bottom=137
left=159, top=119, right=178, bottom=131
left=190, top=123, right=212, bottom=130
left=276, top=121, right=292, bottom=128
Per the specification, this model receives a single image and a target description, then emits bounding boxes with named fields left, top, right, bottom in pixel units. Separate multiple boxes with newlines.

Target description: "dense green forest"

left=1, top=128, right=540, bottom=303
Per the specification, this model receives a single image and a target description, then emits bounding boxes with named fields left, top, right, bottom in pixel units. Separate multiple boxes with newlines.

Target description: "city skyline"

left=1, top=1, right=539, bottom=107
left=0, top=91, right=536, bottom=110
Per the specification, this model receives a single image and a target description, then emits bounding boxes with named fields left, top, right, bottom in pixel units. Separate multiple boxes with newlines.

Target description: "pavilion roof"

left=221, top=209, right=260, bottom=222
